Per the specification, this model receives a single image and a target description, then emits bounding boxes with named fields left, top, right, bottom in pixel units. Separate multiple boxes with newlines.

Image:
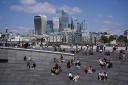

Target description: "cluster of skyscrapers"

left=34, top=9, right=87, bottom=35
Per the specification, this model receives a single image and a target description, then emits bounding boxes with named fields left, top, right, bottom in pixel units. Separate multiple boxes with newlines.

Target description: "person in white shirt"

left=27, top=56, right=31, bottom=61
left=98, top=72, right=102, bottom=80
left=75, top=59, right=81, bottom=69
left=68, top=72, right=73, bottom=80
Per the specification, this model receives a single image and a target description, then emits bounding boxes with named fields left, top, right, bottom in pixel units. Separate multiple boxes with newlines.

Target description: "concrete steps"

left=0, top=49, right=128, bottom=85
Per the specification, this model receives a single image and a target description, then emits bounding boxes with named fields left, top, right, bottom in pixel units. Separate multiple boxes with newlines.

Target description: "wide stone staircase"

left=0, top=48, right=128, bottom=85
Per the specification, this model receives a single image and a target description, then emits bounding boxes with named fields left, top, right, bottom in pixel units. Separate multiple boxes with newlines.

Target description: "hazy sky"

left=0, top=0, right=128, bottom=34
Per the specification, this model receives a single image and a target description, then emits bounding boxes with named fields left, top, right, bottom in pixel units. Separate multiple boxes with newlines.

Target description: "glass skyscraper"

left=34, top=16, right=42, bottom=35
left=46, top=20, right=53, bottom=33
left=41, top=15, right=47, bottom=34
left=34, top=15, right=47, bottom=35
left=54, top=9, right=69, bottom=32
left=53, top=17, right=60, bottom=32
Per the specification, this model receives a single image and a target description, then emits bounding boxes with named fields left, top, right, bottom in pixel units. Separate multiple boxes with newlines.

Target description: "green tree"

left=109, top=35, right=116, bottom=42
left=123, top=36, right=128, bottom=43
left=118, top=35, right=124, bottom=42
left=117, top=35, right=128, bottom=43
left=100, top=35, right=109, bottom=43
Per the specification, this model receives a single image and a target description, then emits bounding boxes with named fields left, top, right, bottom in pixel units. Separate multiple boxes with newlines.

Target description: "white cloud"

left=10, top=0, right=82, bottom=14
left=20, top=0, right=37, bottom=5
left=61, top=5, right=82, bottom=14
left=11, top=2, right=56, bottom=14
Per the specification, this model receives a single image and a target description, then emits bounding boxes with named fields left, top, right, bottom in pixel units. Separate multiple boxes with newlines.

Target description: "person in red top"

left=83, top=65, right=88, bottom=74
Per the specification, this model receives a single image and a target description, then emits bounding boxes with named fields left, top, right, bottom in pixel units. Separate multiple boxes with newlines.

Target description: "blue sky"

left=0, top=0, right=128, bottom=34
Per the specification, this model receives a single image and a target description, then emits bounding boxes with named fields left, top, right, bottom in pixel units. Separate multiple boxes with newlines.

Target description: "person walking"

left=32, top=62, right=36, bottom=69
left=103, top=44, right=106, bottom=51
left=28, top=56, right=31, bottom=61
left=24, top=56, right=27, bottom=61
left=67, top=60, right=71, bottom=68
left=125, top=46, right=127, bottom=52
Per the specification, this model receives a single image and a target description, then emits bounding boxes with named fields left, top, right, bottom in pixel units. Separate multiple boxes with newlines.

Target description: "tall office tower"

left=41, top=15, right=47, bottom=34
left=81, top=20, right=87, bottom=32
left=34, top=15, right=47, bottom=35
left=55, top=9, right=69, bottom=32
left=53, top=17, right=60, bottom=32
left=72, top=17, right=77, bottom=32
left=34, top=16, right=42, bottom=35
left=46, top=20, right=53, bottom=33
left=71, top=18, right=74, bottom=31
left=77, top=22, right=81, bottom=32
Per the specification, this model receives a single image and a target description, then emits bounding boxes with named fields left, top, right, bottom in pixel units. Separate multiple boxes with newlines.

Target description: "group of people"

left=96, top=44, right=106, bottom=53
left=98, top=72, right=108, bottom=81
left=24, top=56, right=36, bottom=69
left=51, top=45, right=127, bottom=82
left=98, top=58, right=112, bottom=69
left=52, top=55, right=74, bottom=75
left=81, top=44, right=94, bottom=56
left=53, top=46, right=65, bottom=52
left=51, top=54, right=97, bottom=82
left=51, top=63, right=62, bottom=75
left=51, top=55, right=82, bottom=82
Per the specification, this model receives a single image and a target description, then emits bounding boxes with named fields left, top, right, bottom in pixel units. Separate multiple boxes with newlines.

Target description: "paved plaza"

left=0, top=48, right=128, bottom=85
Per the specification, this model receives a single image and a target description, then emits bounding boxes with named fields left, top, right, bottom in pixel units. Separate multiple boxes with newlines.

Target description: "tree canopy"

left=117, top=35, right=128, bottom=43
left=100, top=35, right=109, bottom=43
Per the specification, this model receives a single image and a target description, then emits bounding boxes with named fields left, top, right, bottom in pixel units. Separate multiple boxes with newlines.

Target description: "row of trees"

left=100, top=35, right=128, bottom=44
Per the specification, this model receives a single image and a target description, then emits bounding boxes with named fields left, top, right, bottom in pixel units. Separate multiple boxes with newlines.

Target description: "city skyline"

left=0, top=0, right=128, bottom=35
